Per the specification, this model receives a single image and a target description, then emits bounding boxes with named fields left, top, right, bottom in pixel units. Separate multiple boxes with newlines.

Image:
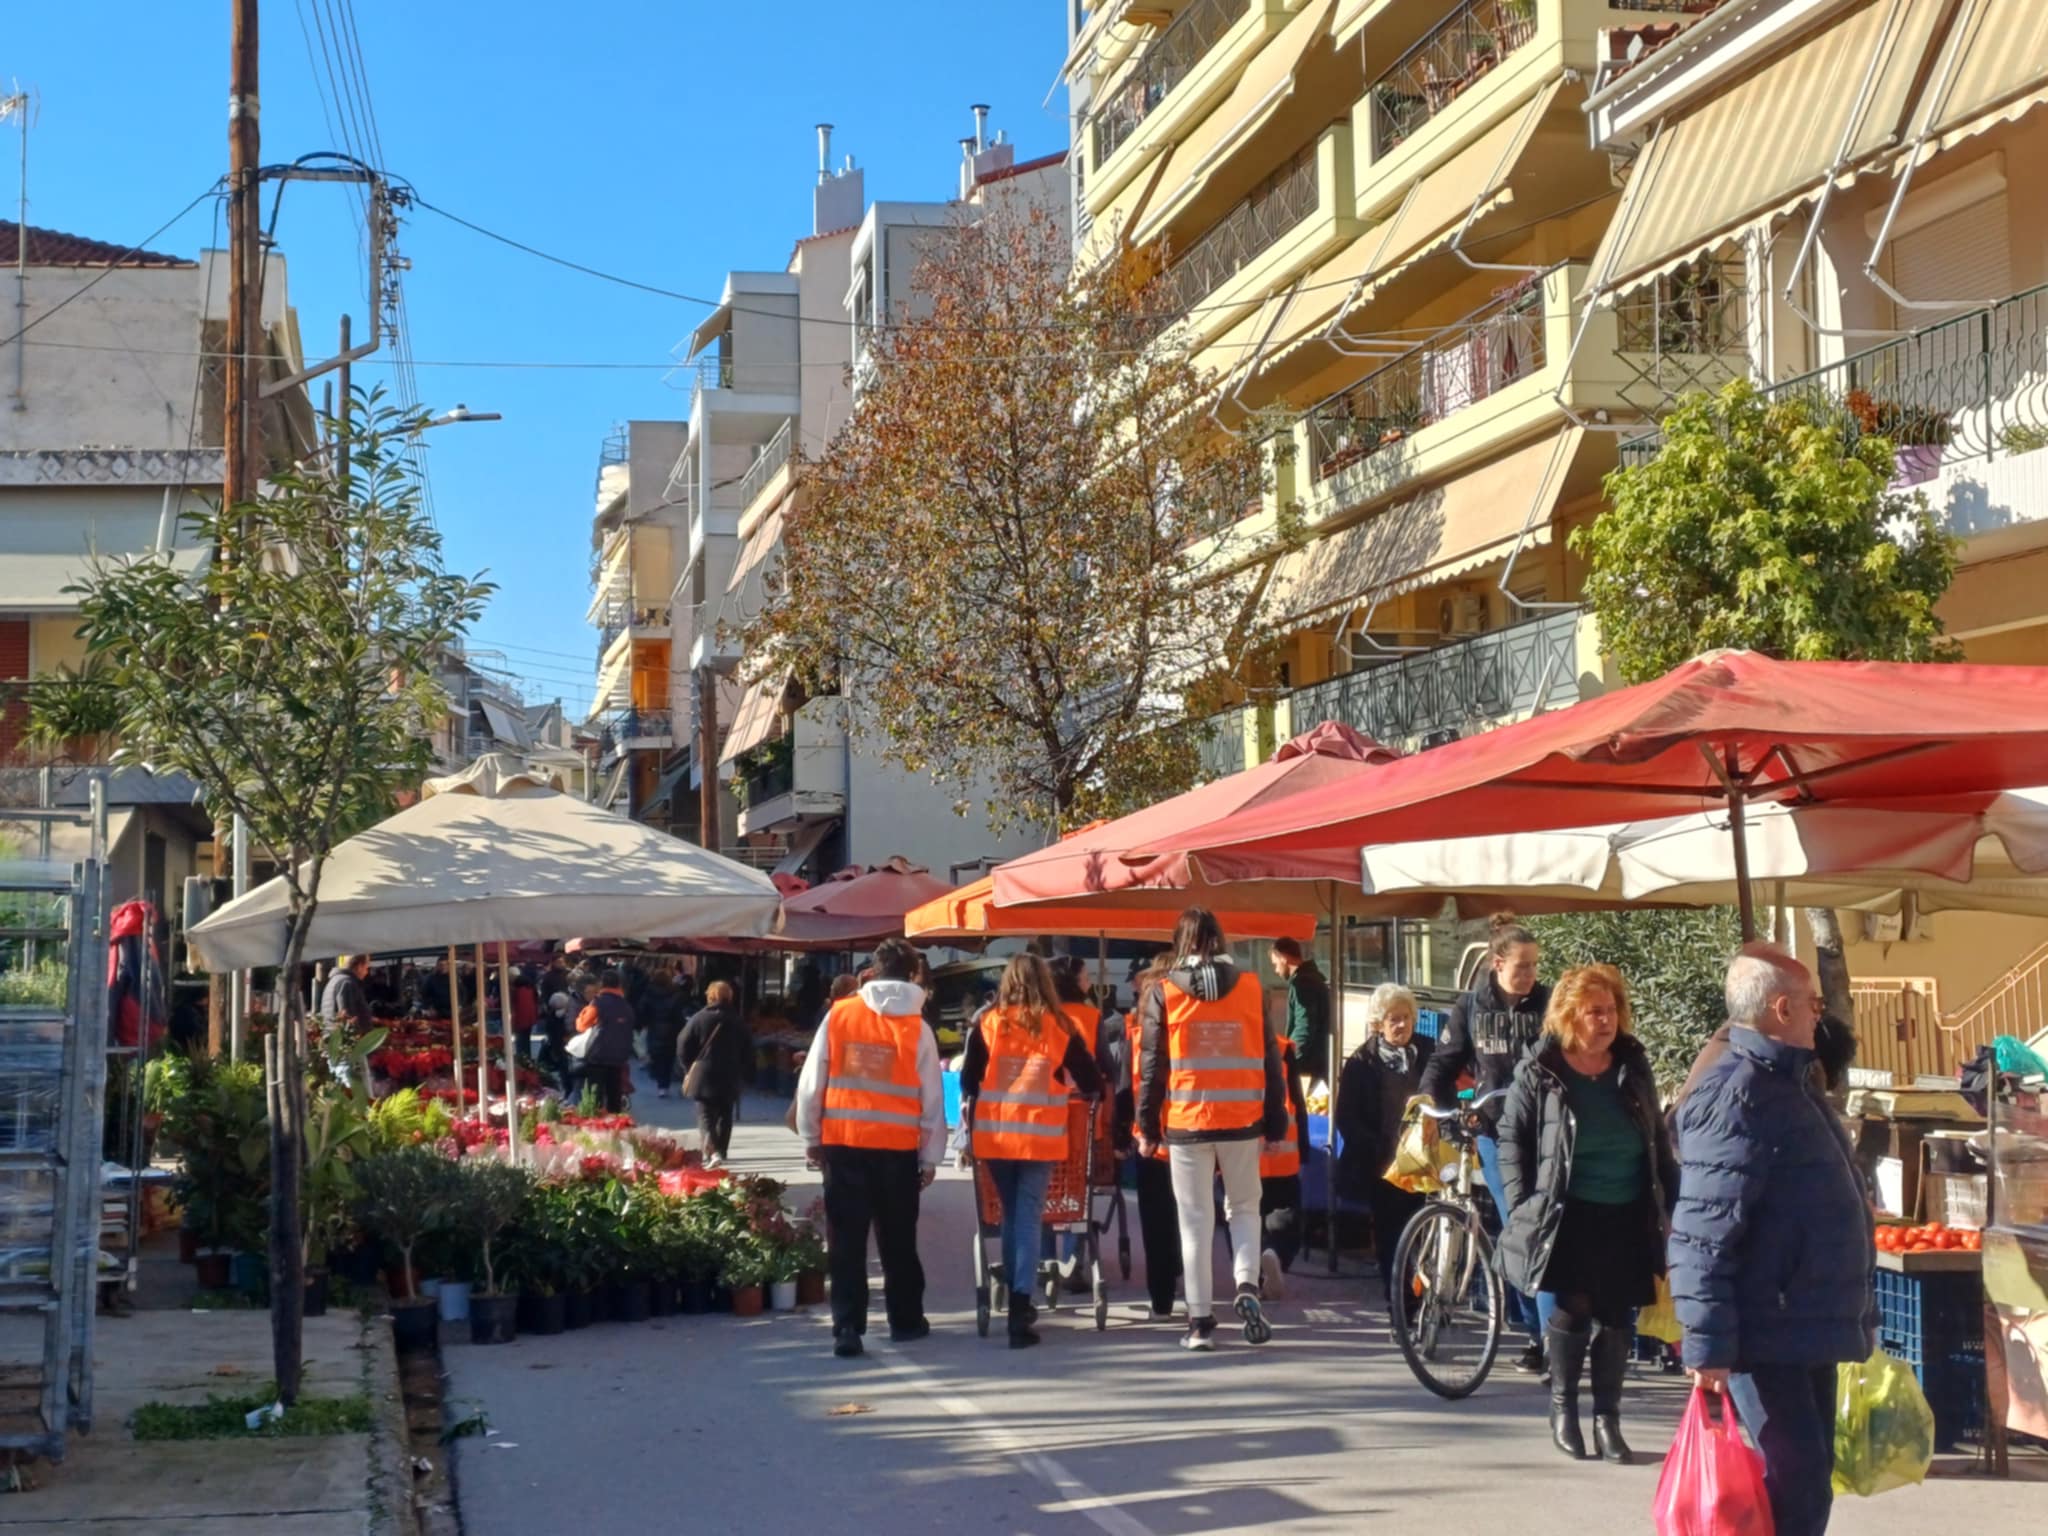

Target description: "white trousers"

left=1168, top=1138, right=1263, bottom=1322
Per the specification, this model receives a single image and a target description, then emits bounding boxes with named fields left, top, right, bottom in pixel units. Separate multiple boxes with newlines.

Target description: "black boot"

left=1589, top=1323, right=1634, bottom=1464
left=1008, top=1294, right=1040, bottom=1350
left=1546, top=1321, right=1589, bottom=1460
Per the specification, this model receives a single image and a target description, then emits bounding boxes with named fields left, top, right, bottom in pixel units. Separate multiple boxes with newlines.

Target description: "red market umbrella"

left=903, top=875, right=1318, bottom=944
left=1128, top=651, right=2048, bottom=939
left=773, top=856, right=958, bottom=950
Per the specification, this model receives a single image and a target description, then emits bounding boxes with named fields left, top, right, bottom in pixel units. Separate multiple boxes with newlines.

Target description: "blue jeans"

left=986, top=1159, right=1054, bottom=1295
left=1475, top=1134, right=1546, bottom=1343
left=1728, top=1364, right=1838, bottom=1536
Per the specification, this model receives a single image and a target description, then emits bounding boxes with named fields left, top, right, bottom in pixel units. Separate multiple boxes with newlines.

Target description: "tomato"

left=1937, top=1231, right=1960, bottom=1249
left=1961, top=1232, right=1983, bottom=1251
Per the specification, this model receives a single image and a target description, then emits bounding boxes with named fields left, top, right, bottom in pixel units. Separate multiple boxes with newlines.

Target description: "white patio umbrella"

left=1359, top=789, right=2048, bottom=916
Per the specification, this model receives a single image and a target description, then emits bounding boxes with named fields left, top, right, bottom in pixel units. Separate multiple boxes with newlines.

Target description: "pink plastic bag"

left=1653, top=1389, right=1775, bottom=1536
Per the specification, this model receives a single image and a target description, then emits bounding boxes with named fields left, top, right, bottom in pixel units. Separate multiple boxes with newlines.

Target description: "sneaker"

left=1259, top=1248, right=1285, bottom=1302
left=1179, top=1318, right=1217, bottom=1352
left=1234, top=1283, right=1272, bottom=1345
left=1514, top=1341, right=1547, bottom=1375
left=1146, top=1304, right=1176, bottom=1322
left=888, top=1319, right=931, bottom=1343
left=655, top=1086, right=670, bottom=1099
left=832, top=1330, right=864, bottom=1359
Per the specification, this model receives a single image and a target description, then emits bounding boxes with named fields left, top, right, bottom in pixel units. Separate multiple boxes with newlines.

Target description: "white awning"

left=686, top=301, right=734, bottom=362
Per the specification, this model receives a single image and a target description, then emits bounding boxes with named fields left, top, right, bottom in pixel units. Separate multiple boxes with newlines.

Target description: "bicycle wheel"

left=1391, top=1202, right=1504, bottom=1400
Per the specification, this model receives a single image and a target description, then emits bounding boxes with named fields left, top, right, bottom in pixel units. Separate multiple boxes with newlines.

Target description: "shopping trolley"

left=971, top=1099, right=1123, bottom=1334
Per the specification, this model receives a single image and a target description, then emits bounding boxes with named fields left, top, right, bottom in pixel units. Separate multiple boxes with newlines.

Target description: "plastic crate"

left=1874, top=1267, right=1986, bottom=1451
left=1415, top=1008, right=1447, bottom=1042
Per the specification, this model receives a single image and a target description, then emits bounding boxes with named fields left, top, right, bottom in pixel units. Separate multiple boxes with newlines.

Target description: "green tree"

left=1572, top=377, right=1964, bottom=1025
left=746, top=204, right=1274, bottom=831
left=57, top=392, right=491, bottom=1402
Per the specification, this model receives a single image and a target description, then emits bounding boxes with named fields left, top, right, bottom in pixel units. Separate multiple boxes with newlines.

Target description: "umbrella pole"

left=447, top=944, right=464, bottom=1117
left=1324, top=880, right=1340, bottom=1275
left=473, top=942, right=489, bottom=1113
left=1729, top=788, right=1757, bottom=942
left=498, top=941, right=520, bottom=1166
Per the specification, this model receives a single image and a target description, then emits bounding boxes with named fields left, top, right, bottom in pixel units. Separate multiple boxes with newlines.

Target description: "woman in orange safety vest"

left=961, top=953, right=1103, bottom=1349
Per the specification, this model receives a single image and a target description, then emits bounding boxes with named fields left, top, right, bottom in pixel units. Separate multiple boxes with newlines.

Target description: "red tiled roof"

left=975, top=150, right=1067, bottom=187
left=0, top=220, right=193, bottom=268
left=787, top=222, right=860, bottom=267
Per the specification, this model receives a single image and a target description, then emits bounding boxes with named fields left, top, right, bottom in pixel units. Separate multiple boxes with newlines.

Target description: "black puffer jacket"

left=1418, top=973, right=1553, bottom=1130
left=1334, top=1034, right=1432, bottom=1201
left=1495, top=1033, right=1678, bottom=1297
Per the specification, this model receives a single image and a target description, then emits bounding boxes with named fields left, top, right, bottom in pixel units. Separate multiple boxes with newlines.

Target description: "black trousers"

left=1367, top=1180, right=1427, bottom=1303
left=1260, top=1173, right=1303, bottom=1272
left=696, top=1095, right=735, bottom=1159
left=1133, top=1154, right=1182, bottom=1315
left=585, top=1062, right=625, bottom=1112
left=820, top=1146, right=926, bottom=1336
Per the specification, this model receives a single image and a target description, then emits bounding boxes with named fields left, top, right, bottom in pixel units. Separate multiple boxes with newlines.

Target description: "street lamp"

left=431, top=405, right=504, bottom=426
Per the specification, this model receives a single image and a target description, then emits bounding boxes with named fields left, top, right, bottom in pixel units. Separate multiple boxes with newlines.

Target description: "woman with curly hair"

left=1498, top=964, right=1679, bottom=1466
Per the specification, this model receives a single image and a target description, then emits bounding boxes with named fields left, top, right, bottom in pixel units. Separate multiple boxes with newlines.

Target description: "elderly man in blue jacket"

left=1669, top=944, right=1875, bottom=1536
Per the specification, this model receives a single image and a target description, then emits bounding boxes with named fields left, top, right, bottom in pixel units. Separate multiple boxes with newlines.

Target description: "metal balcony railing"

left=1368, top=0, right=1541, bottom=160
left=1620, top=280, right=2048, bottom=471
left=739, top=421, right=794, bottom=512
left=1611, top=255, right=1750, bottom=411
left=1289, top=609, right=1581, bottom=746
left=595, top=602, right=673, bottom=658
left=1306, top=275, right=1549, bottom=482
left=596, top=708, right=676, bottom=762
left=1088, top=0, right=1251, bottom=167
left=1153, top=142, right=1320, bottom=320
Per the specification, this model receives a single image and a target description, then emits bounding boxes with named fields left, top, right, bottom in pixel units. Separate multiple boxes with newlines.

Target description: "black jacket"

left=579, top=990, right=637, bottom=1067
left=1136, top=959, right=1289, bottom=1146
left=1419, top=972, right=1553, bottom=1129
left=1334, top=1034, right=1433, bottom=1201
left=1495, top=1033, right=1678, bottom=1297
left=675, top=1004, right=751, bottom=1101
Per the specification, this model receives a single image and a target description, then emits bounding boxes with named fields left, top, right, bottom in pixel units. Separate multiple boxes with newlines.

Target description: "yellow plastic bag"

left=1833, top=1347, right=1934, bottom=1497
left=1383, top=1098, right=1442, bottom=1196
left=1639, top=1274, right=1683, bottom=1346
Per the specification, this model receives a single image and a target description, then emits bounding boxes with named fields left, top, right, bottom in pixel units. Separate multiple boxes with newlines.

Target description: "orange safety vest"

left=1062, top=1002, right=1100, bottom=1061
left=820, top=997, right=925, bottom=1152
left=971, top=1006, right=1070, bottom=1162
left=1261, top=1039, right=1302, bottom=1178
left=1163, top=972, right=1268, bottom=1137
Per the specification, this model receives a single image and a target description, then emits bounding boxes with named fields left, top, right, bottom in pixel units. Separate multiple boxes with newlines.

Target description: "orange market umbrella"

left=904, top=874, right=1318, bottom=944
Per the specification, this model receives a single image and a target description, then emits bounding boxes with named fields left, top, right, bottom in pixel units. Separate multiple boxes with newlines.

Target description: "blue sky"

left=5, top=2, right=1068, bottom=718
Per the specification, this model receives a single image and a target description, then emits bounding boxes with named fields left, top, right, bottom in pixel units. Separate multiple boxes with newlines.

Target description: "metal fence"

left=1306, top=276, right=1548, bottom=482
left=1367, top=0, right=1541, bottom=159
left=1089, top=0, right=1250, bottom=167
left=1288, top=608, right=1580, bottom=746
left=739, top=421, right=794, bottom=513
left=1155, top=142, right=1320, bottom=319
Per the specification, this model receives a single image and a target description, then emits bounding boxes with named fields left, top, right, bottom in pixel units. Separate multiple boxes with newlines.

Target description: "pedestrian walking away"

left=795, top=937, right=947, bottom=1359
left=1420, top=914, right=1552, bottom=1373
left=960, top=954, right=1103, bottom=1347
left=1335, top=982, right=1433, bottom=1306
left=1255, top=1037, right=1310, bottom=1299
left=1137, top=908, right=1289, bottom=1352
left=1669, top=944, right=1876, bottom=1536
left=1497, top=964, right=1678, bottom=1466
left=574, top=969, right=636, bottom=1112
left=1118, top=954, right=1182, bottom=1320
left=678, top=979, right=752, bottom=1166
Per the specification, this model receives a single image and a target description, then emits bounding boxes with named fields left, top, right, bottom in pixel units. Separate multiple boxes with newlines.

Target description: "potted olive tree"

left=455, top=1160, right=530, bottom=1345
left=354, top=1148, right=456, bottom=1353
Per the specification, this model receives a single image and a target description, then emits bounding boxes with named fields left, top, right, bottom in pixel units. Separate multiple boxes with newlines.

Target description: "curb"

left=361, top=1311, right=421, bottom=1536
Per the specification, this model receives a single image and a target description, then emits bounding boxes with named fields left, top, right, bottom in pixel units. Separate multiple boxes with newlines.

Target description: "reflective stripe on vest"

left=971, top=1007, right=1070, bottom=1163
left=1163, top=973, right=1267, bottom=1136
left=1261, top=1041, right=1302, bottom=1178
left=821, top=997, right=924, bottom=1152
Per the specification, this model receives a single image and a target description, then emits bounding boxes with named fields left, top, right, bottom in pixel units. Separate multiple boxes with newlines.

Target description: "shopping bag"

left=1653, top=1389, right=1774, bottom=1536
left=1382, top=1098, right=1442, bottom=1195
left=1832, top=1347, right=1934, bottom=1497
left=1638, top=1273, right=1683, bottom=1346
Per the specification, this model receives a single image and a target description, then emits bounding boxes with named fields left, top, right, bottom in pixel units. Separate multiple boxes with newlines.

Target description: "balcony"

left=1195, top=700, right=1278, bottom=782
left=739, top=421, right=794, bottom=514
left=1089, top=0, right=1252, bottom=169
left=596, top=707, right=675, bottom=765
left=1155, top=139, right=1320, bottom=320
left=734, top=701, right=848, bottom=836
left=1287, top=607, right=1583, bottom=749
left=1366, top=0, right=1541, bottom=161
left=595, top=601, right=672, bottom=662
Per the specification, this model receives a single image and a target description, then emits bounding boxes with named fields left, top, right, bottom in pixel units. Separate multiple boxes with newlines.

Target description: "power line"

left=0, top=183, right=221, bottom=351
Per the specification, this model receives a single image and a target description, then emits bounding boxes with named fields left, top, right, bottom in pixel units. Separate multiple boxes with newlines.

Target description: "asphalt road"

left=446, top=1069, right=2041, bottom=1534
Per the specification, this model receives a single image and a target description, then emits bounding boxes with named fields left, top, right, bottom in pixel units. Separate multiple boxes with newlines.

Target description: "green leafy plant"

left=365, top=1087, right=452, bottom=1151
left=450, top=1160, right=531, bottom=1296
left=131, top=1388, right=373, bottom=1440
left=2001, top=422, right=2048, bottom=455
left=352, top=1147, right=459, bottom=1300
left=166, top=1056, right=270, bottom=1253
left=0, top=962, right=67, bottom=1008
left=302, top=1086, right=369, bottom=1269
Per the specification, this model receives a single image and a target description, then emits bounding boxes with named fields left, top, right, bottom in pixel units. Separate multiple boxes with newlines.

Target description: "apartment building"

left=1581, top=0, right=2048, bottom=1043
left=677, top=120, right=1065, bottom=880
left=0, top=220, right=315, bottom=910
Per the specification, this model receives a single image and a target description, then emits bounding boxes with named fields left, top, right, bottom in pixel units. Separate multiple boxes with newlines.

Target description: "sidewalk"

left=2, top=1240, right=412, bottom=1536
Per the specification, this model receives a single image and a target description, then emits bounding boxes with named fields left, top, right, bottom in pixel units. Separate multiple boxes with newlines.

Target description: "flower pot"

left=648, top=1280, right=677, bottom=1317
left=1891, top=443, right=1943, bottom=487
left=469, top=1292, right=519, bottom=1345
left=563, top=1287, right=593, bottom=1330
left=194, top=1250, right=232, bottom=1290
left=612, top=1279, right=652, bottom=1323
left=178, top=1226, right=201, bottom=1265
left=390, top=1299, right=439, bottom=1354
left=729, top=1283, right=764, bottom=1318
left=230, top=1251, right=268, bottom=1300
left=437, top=1280, right=472, bottom=1324
left=421, top=1277, right=444, bottom=1303
left=303, top=1266, right=330, bottom=1319
left=796, top=1270, right=826, bottom=1306
left=677, top=1276, right=713, bottom=1314
left=518, top=1291, right=566, bottom=1336
left=769, top=1280, right=798, bottom=1312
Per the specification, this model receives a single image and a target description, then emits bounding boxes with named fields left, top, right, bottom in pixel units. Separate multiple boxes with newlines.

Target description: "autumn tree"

left=1573, top=377, right=1963, bottom=1021
left=56, top=393, right=491, bottom=1401
left=746, top=204, right=1273, bottom=831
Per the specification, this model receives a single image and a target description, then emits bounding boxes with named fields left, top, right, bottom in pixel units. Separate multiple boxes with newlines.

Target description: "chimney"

left=813, top=129, right=865, bottom=235
left=816, top=124, right=833, bottom=186
left=971, top=104, right=990, bottom=153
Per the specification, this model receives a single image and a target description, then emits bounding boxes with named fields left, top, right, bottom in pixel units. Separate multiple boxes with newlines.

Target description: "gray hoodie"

left=1136, top=957, right=1289, bottom=1146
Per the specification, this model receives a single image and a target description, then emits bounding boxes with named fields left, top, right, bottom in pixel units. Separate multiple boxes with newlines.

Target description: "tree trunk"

left=269, top=909, right=312, bottom=1406
left=1804, top=906, right=1854, bottom=1032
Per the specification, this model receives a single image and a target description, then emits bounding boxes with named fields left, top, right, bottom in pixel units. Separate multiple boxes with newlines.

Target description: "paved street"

left=445, top=1071, right=2042, bottom=1534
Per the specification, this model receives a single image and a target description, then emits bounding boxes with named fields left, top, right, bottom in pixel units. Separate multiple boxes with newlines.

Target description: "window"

left=1890, top=191, right=2011, bottom=326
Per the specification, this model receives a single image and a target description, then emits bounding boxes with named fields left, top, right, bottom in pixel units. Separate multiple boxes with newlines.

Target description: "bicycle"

left=1389, top=1088, right=1511, bottom=1399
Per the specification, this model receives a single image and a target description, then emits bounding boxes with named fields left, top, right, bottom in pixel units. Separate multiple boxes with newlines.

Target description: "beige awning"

left=1905, top=0, right=2048, bottom=156
left=718, top=671, right=789, bottom=766
left=1260, top=426, right=1585, bottom=630
left=724, top=502, right=785, bottom=598
left=686, top=300, right=733, bottom=362
left=1126, top=0, right=1339, bottom=246
left=1586, top=0, right=1948, bottom=300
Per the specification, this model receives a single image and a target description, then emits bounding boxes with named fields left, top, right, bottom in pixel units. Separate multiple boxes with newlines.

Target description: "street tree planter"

left=391, top=1299, right=439, bottom=1354
left=518, top=1291, right=567, bottom=1335
left=469, top=1292, right=519, bottom=1345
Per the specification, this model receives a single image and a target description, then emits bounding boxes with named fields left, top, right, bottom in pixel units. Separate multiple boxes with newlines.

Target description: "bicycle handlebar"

left=1415, top=1087, right=1511, bottom=1122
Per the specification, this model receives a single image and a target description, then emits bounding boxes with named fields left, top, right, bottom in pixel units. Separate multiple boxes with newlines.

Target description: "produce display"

left=1874, top=1221, right=1981, bottom=1254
